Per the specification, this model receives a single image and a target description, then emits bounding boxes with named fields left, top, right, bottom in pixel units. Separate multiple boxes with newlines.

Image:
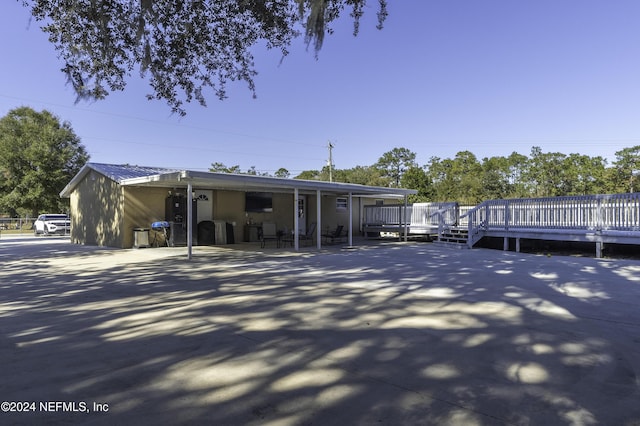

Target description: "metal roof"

left=61, top=163, right=417, bottom=199
left=60, top=163, right=180, bottom=197
left=88, top=163, right=181, bottom=182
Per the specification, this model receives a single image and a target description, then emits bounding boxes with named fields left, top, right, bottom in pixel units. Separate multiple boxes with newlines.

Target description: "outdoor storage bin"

left=133, top=228, right=150, bottom=248
left=214, top=220, right=227, bottom=244
left=226, top=222, right=235, bottom=244
left=197, top=221, right=215, bottom=245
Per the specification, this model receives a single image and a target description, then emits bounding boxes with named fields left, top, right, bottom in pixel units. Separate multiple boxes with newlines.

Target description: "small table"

left=244, top=224, right=261, bottom=242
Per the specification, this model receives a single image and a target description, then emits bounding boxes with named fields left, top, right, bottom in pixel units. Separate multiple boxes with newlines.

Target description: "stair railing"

left=460, top=201, right=489, bottom=248
left=429, top=203, right=461, bottom=240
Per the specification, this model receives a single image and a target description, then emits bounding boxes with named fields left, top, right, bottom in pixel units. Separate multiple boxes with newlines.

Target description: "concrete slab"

left=1, top=236, right=640, bottom=425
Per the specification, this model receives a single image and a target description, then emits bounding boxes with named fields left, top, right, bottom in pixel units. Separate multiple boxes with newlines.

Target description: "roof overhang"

left=60, top=163, right=92, bottom=198
left=60, top=164, right=417, bottom=199
left=120, top=170, right=416, bottom=199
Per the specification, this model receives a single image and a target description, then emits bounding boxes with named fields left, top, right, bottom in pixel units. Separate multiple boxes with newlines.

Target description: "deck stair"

left=434, top=226, right=470, bottom=248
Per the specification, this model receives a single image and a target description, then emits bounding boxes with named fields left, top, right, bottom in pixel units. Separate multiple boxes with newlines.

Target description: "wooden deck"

left=363, top=193, right=640, bottom=257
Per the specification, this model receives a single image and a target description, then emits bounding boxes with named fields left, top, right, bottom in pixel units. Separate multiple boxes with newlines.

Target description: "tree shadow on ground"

left=1, top=241, right=640, bottom=425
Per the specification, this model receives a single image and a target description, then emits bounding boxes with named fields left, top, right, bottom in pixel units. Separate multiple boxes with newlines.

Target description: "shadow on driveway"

left=2, top=240, right=640, bottom=425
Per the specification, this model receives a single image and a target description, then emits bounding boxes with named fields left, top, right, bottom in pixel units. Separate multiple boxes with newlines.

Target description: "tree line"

left=285, top=146, right=640, bottom=204
left=4, top=106, right=640, bottom=218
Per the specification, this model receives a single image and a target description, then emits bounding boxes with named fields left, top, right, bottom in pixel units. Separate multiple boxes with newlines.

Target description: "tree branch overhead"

left=22, top=0, right=387, bottom=115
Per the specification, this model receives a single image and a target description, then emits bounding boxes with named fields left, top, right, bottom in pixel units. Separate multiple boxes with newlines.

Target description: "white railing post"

left=596, top=195, right=603, bottom=232
left=467, top=210, right=473, bottom=248
left=504, top=199, right=510, bottom=231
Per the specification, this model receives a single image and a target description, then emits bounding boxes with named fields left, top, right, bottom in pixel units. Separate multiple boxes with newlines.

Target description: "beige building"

left=60, top=163, right=416, bottom=251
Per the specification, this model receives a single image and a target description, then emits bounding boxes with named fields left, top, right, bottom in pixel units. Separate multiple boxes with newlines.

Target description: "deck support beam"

left=515, top=238, right=521, bottom=253
left=596, top=241, right=603, bottom=258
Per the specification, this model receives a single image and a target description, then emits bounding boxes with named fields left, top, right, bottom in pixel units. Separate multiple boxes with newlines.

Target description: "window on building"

left=336, top=197, right=348, bottom=211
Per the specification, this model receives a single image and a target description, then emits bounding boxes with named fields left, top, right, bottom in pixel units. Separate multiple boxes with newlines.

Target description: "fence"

left=0, top=217, right=35, bottom=233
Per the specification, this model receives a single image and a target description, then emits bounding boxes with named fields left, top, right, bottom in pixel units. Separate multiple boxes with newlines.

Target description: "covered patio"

left=60, top=164, right=417, bottom=255
left=120, top=169, right=417, bottom=257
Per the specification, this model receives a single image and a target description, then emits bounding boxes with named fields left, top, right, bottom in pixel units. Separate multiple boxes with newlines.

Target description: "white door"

left=195, top=190, right=213, bottom=224
left=297, top=195, right=306, bottom=235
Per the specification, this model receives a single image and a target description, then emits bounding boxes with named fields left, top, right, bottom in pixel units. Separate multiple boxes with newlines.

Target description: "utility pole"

left=327, top=141, right=334, bottom=182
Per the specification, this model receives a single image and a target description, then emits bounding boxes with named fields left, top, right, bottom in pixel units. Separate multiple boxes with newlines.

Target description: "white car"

left=34, top=214, right=71, bottom=236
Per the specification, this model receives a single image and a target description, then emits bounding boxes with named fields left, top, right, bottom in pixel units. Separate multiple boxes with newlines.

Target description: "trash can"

left=133, top=228, right=150, bottom=248
left=197, top=221, right=215, bottom=245
left=226, top=222, right=235, bottom=244
left=214, top=220, right=227, bottom=244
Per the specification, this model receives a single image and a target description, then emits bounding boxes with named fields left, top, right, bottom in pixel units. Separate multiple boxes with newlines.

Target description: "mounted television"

left=245, top=192, right=273, bottom=212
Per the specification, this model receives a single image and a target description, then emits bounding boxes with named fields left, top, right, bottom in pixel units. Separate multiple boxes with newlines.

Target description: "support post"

left=294, top=188, right=299, bottom=251
left=398, top=204, right=402, bottom=242
left=467, top=210, right=474, bottom=249
left=348, top=192, right=353, bottom=247
left=516, top=237, right=521, bottom=253
left=316, top=190, right=322, bottom=249
left=504, top=200, right=510, bottom=230
left=187, top=181, right=193, bottom=261
left=596, top=241, right=603, bottom=258
left=404, top=196, right=409, bottom=242
left=503, top=236, right=509, bottom=251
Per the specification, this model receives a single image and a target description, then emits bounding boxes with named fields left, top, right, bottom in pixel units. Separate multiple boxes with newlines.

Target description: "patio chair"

left=283, top=222, right=317, bottom=247
left=259, top=222, right=279, bottom=248
left=299, top=222, right=317, bottom=246
left=322, top=225, right=344, bottom=244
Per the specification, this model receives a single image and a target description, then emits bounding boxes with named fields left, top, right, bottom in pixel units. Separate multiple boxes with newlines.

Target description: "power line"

left=82, top=135, right=325, bottom=162
left=0, top=93, right=326, bottom=148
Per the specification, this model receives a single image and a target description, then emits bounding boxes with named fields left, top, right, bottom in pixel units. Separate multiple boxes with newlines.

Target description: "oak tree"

left=22, top=0, right=388, bottom=115
left=0, top=107, right=89, bottom=216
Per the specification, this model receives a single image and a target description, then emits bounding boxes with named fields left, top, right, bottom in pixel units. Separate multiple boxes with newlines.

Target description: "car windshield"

left=44, top=215, right=69, bottom=220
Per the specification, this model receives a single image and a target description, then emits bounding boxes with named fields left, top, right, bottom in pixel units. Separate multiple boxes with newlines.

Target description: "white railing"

left=363, top=194, right=640, bottom=248
left=463, top=193, right=640, bottom=247
left=363, top=202, right=459, bottom=229
left=363, top=204, right=403, bottom=226
left=457, top=205, right=474, bottom=227
left=412, top=202, right=459, bottom=228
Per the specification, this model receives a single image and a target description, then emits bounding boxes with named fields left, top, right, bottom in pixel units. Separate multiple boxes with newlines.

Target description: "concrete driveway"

left=1, top=235, right=640, bottom=425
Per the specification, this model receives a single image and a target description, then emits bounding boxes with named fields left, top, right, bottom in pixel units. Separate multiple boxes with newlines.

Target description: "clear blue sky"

left=2, top=1, right=640, bottom=175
